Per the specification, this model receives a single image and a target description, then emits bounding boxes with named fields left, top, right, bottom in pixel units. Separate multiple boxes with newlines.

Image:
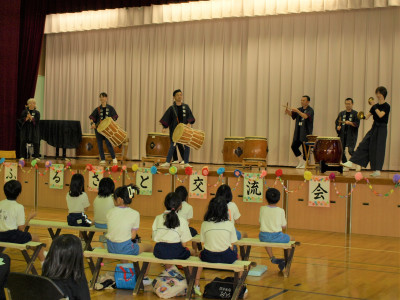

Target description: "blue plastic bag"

left=115, top=263, right=136, bottom=289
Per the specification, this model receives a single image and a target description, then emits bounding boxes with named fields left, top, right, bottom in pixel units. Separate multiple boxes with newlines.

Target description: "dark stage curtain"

left=0, top=0, right=21, bottom=151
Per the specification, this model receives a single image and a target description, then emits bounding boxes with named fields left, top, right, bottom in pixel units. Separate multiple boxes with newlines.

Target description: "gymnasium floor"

left=7, top=207, right=400, bottom=300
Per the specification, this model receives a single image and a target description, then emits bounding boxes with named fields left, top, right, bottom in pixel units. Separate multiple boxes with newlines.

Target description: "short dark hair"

left=204, top=197, right=229, bottom=223
left=215, top=184, right=233, bottom=203
left=42, top=234, right=85, bottom=282
left=302, top=95, right=311, bottom=102
left=266, top=188, right=281, bottom=204
left=114, top=184, right=139, bottom=205
left=173, top=89, right=182, bottom=97
left=175, top=186, right=188, bottom=202
left=98, top=177, right=115, bottom=197
left=375, top=86, right=387, bottom=99
left=4, top=180, right=22, bottom=200
left=99, top=92, right=108, bottom=98
left=69, top=174, right=84, bottom=197
left=345, top=98, right=354, bottom=104
left=163, top=192, right=182, bottom=229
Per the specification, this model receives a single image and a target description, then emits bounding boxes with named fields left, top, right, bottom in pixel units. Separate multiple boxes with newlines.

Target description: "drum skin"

left=313, top=137, right=342, bottom=164
left=243, top=137, right=268, bottom=162
left=223, top=137, right=245, bottom=164
left=97, top=117, right=127, bottom=147
left=146, top=132, right=170, bottom=158
left=172, top=123, right=205, bottom=150
left=76, top=134, right=122, bottom=157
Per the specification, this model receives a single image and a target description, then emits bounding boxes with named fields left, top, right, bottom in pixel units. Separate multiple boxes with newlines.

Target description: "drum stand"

left=303, top=142, right=316, bottom=169
left=242, top=160, right=267, bottom=170
left=318, top=161, right=343, bottom=174
left=141, top=156, right=167, bottom=166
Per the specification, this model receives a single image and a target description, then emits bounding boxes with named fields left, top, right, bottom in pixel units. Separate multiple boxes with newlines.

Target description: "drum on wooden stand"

left=223, top=137, right=245, bottom=165
left=96, top=117, right=128, bottom=147
left=146, top=132, right=170, bottom=158
left=76, top=134, right=123, bottom=158
left=172, top=123, right=205, bottom=150
left=313, top=137, right=343, bottom=165
left=242, top=136, right=268, bottom=166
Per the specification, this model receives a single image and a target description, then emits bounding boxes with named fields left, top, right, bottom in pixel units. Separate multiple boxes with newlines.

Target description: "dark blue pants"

left=166, top=138, right=190, bottom=164
left=95, top=130, right=116, bottom=160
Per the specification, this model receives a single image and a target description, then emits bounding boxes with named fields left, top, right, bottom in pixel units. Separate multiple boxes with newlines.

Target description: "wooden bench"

left=84, top=249, right=256, bottom=300
left=0, top=241, right=45, bottom=275
left=25, top=219, right=107, bottom=273
left=191, top=235, right=300, bottom=277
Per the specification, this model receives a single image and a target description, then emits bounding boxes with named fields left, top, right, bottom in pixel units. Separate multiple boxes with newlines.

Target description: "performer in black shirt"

left=89, top=92, right=118, bottom=165
left=342, top=86, right=390, bottom=177
left=335, top=98, right=359, bottom=165
left=19, top=98, right=41, bottom=160
left=285, top=95, right=314, bottom=169
left=159, top=89, right=195, bottom=168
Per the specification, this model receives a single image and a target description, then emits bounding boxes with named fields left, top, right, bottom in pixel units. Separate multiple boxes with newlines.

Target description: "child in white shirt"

left=215, top=184, right=248, bottom=240
left=0, top=180, right=45, bottom=263
left=152, top=192, right=202, bottom=296
left=200, top=196, right=238, bottom=264
left=106, top=184, right=153, bottom=285
left=93, top=177, right=115, bottom=229
left=259, top=188, right=294, bottom=271
left=66, top=174, right=91, bottom=226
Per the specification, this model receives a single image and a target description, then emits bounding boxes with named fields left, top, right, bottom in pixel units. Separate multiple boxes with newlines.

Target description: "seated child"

left=106, top=184, right=152, bottom=285
left=93, top=177, right=115, bottom=229
left=259, top=188, right=294, bottom=271
left=200, top=196, right=238, bottom=264
left=152, top=192, right=202, bottom=296
left=175, top=186, right=197, bottom=236
left=215, top=184, right=247, bottom=240
left=66, top=174, right=91, bottom=227
left=0, top=180, right=45, bottom=263
left=42, top=234, right=90, bottom=300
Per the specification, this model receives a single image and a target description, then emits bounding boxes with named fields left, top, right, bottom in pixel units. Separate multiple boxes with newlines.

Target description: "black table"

left=40, top=120, right=82, bottom=158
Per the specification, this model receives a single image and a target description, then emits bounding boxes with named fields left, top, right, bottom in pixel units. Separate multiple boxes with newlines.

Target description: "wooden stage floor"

left=8, top=207, right=400, bottom=300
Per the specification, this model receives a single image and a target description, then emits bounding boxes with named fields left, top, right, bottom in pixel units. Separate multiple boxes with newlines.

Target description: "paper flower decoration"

left=260, top=170, right=267, bottom=178
left=304, top=171, right=313, bottom=181
left=275, top=169, right=283, bottom=177
left=169, top=166, right=177, bottom=175
left=121, top=165, right=127, bottom=171
left=45, top=161, right=52, bottom=168
left=355, top=172, right=363, bottom=181
left=0, top=158, right=5, bottom=164
left=202, top=166, right=209, bottom=176
left=217, top=167, right=225, bottom=175
left=329, top=172, right=336, bottom=180
left=18, top=159, right=25, bottom=168
left=233, top=169, right=242, bottom=178
left=151, top=166, right=158, bottom=174
left=111, top=165, right=119, bottom=172
left=185, top=167, right=193, bottom=175
left=392, top=174, right=400, bottom=184
left=31, top=159, right=37, bottom=167
left=66, top=161, right=72, bottom=167
left=86, top=164, right=93, bottom=171
left=132, top=164, right=139, bottom=172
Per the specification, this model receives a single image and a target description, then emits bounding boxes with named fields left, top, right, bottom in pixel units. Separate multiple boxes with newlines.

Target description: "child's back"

left=259, top=206, right=286, bottom=233
left=106, top=206, right=139, bottom=243
left=0, top=199, right=25, bottom=233
left=94, top=177, right=115, bottom=228
left=177, top=200, right=193, bottom=222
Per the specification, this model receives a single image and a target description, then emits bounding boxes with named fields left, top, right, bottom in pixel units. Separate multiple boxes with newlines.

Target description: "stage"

left=1, top=158, right=399, bottom=238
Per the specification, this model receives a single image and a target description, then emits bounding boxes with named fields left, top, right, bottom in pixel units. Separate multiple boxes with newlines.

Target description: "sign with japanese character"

left=136, top=168, right=152, bottom=195
left=189, top=173, right=207, bottom=199
left=243, top=173, right=263, bottom=202
left=88, top=166, right=104, bottom=192
left=308, top=176, right=330, bottom=207
left=4, top=163, right=17, bottom=182
left=50, top=164, right=64, bottom=189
